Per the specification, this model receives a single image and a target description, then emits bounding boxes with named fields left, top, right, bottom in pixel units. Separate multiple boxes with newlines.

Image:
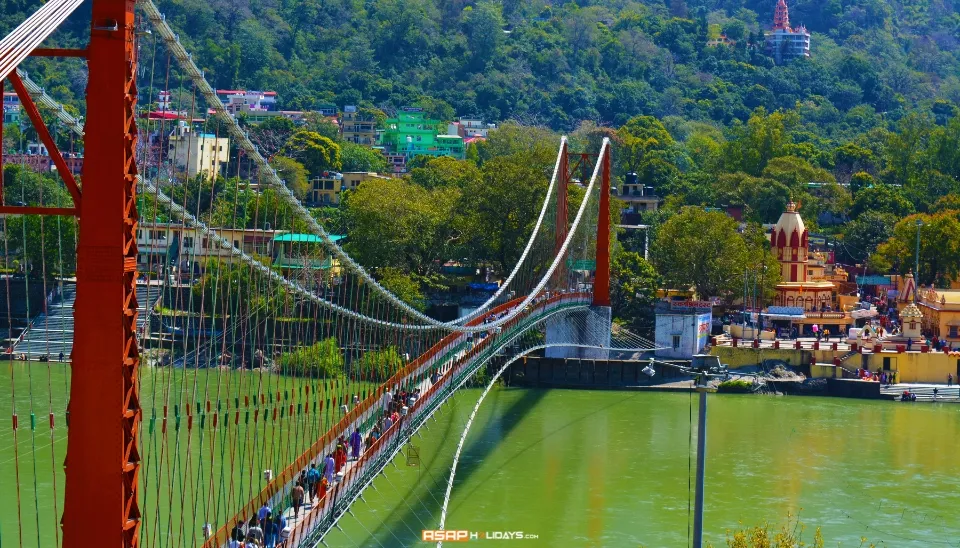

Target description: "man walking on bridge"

left=305, top=464, right=320, bottom=503
left=350, top=428, right=362, bottom=460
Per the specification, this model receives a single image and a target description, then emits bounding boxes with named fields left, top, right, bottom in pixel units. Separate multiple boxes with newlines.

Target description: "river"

left=330, top=388, right=960, bottom=547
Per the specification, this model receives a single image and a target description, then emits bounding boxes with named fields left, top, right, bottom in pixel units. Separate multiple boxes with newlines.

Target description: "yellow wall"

left=713, top=345, right=960, bottom=383
left=869, top=351, right=958, bottom=384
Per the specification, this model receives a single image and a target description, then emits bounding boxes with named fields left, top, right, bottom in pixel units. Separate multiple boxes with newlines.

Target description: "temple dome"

left=901, top=302, right=922, bottom=320
left=773, top=201, right=805, bottom=242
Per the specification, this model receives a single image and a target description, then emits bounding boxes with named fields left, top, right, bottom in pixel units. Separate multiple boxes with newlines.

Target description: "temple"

left=770, top=202, right=835, bottom=311
left=765, top=0, right=810, bottom=64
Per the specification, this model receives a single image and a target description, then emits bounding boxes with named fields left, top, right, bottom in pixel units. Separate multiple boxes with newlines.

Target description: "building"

left=655, top=301, right=712, bottom=359
left=167, top=121, right=230, bottom=179
left=136, top=222, right=281, bottom=277
left=916, top=284, right=960, bottom=344
left=272, top=233, right=344, bottom=275
left=379, top=109, right=465, bottom=166
left=307, top=171, right=391, bottom=205
left=341, top=106, right=377, bottom=145
left=618, top=171, right=660, bottom=213
left=2, top=142, right=83, bottom=175
left=765, top=0, right=810, bottom=64
left=448, top=116, right=497, bottom=139
left=706, top=34, right=736, bottom=47
left=215, top=90, right=278, bottom=116
left=770, top=202, right=834, bottom=311
left=3, top=91, right=20, bottom=124
left=316, top=104, right=338, bottom=117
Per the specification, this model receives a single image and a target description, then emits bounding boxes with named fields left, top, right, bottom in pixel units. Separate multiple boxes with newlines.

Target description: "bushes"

left=717, top=379, right=755, bottom=393
left=354, top=347, right=404, bottom=382
left=277, top=338, right=344, bottom=378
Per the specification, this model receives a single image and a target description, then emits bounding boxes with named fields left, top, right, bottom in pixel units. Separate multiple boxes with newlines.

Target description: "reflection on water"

left=333, top=388, right=960, bottom=547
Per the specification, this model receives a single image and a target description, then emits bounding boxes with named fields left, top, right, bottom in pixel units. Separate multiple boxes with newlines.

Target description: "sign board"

left=567, top=259, right=596, bottom=271
left=670, top=300, right=715, bottom=309
left=767, top=306, right=804, bottom=316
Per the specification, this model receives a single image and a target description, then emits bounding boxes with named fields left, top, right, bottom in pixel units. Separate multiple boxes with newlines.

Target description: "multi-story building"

left=167, top=121, right=230, bottom=179
left=306, top=171, right=391, bottom=205
left=215, top=89, right=278, bottom=116
left=379, top=109, right=465, bottom=167
left=618, top=171, right=660, bottom=213
left=136, top=222, right=281, bottom=277
left=448, top=116, right=497, bottom=139
left=341, top=105, right=377, bottom=145
left=3, top=92, right=20, bottom=124
left=2, top=142, right=84, bottom=175
left=765, top=0, right=810, bottom=64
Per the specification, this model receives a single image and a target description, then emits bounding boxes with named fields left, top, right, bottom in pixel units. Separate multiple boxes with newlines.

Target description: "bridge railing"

left=288, top=293, right=591, bottom=546
left=205, top=291, right=591, bottom=546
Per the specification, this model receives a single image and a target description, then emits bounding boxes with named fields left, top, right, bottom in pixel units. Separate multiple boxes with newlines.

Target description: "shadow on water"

left=367, top=387, right=551, bottom=541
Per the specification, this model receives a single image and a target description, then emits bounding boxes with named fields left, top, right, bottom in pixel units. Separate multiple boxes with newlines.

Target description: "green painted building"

left=379, top=109, right=465, bottom=161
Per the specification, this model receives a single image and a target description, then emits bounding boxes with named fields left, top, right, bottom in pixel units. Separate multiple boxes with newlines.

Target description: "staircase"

left=880, top=384, right=960, bottom=402
left=15, top=283, right=76, bottom=359
left=14, top=282, right=163, bottom=359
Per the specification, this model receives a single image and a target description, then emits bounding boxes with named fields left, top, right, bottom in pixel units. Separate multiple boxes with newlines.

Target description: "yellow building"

left=167, top=121, right=230, bottom=179
left=307, top=171, right=391, bottom=205
left=916, top=286, right=960, bottom=343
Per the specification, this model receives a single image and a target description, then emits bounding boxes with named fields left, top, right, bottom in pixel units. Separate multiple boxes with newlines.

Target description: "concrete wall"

left=655, top=311, right=711, bottom=359
left=712, top=345, right=960, bottom=384
left=508, top=356, right=690, bottom=388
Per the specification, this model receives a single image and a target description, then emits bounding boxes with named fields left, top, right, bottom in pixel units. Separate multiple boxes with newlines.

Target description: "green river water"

left=2, top=362, right=959, bottom=547
left=329, top=387, right=960, bottom=547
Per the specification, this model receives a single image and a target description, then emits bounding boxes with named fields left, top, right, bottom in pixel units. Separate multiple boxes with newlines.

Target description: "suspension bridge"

left=0, top=1, right=659, bottom=546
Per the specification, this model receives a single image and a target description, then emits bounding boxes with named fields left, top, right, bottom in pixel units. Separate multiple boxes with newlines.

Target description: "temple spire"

left=773, top=0, right=791, bottom=31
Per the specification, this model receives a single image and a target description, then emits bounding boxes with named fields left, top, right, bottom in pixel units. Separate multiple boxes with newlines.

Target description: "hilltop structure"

left=765, top=0, right=810, bottom=64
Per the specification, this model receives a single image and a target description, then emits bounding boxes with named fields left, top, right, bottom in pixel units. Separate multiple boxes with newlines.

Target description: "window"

left=183, top=236, right=194, bottom=249
left=324, top=180, right=334, bottom=190
left=951, top=326, right=958, bottom=338
left=234, top=240, right=240, bottom=249
left=672, top=335, right=681, bottom=350
left=149, top=230, right=167, bottom=241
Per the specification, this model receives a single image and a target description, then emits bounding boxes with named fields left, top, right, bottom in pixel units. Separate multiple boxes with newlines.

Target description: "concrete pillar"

left=545, top=306, right=612, bottom=359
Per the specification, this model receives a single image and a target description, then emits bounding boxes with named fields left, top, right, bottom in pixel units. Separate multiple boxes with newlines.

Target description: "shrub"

left=277, top=338, right=344, bottom=378
left=717, top=379, right=755, bottom=393
left=354, top=346, right=404, bottom=382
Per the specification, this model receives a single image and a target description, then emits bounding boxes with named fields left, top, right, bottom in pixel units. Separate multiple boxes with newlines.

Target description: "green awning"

left=273, top=233, right=345, bottom=243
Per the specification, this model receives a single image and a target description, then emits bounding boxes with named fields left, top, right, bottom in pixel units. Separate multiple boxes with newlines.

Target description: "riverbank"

left=507, top=356, right=960, bottom=402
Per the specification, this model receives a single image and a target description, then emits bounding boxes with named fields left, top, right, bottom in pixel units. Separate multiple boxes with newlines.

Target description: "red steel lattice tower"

left=62, top=0, right=141, bottom=545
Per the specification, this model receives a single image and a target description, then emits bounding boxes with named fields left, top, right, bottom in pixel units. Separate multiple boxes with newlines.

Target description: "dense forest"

left=6, top=0, right=960, bottom=334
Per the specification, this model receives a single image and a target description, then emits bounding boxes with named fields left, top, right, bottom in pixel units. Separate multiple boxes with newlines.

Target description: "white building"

left=215, top=89, right=278, bottom=116
left=167, top=121, right=230, bottom=179
left=448, top=117, right=497, bottom=139
left=655, top=301, right=712, bottom=359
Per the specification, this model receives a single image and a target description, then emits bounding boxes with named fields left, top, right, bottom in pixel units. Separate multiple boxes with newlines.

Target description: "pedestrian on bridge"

left=245, top=517, right=264, bottom=546
left=257, top=502, right=272, bottom=522
left=323, top=453, right=336, bottom=484
left=334, top=437, right=348, bottom=472
left=292, top=482, right=305, bottom=517
left=382, top=390, right=393, bottom=412
left=350, top=428, right=362, bottom=459
left=305, top=464, right=320, bottom=503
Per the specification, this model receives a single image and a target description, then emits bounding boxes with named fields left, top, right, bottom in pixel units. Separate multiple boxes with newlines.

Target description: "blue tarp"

left=468, top=282, right=499, bottom=292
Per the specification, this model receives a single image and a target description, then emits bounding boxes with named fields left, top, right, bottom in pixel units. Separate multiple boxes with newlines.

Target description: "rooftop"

left=273, top=233, right=345, bottom=243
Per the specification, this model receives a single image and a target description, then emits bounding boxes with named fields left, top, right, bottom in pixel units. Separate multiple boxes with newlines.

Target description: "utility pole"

left=914, top=218, right=923, bottom=301
left=692, top=371, right=709, bottom=548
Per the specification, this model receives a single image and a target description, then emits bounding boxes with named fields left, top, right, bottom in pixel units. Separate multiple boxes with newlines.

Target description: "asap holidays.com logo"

left=422, top=530, right=539, bottom=542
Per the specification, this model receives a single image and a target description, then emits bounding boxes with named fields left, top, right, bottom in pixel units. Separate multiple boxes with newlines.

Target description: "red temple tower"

left=773, top=0, right=791, bottom=31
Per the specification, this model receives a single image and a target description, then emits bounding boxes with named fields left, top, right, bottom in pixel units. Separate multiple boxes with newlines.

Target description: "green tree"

left=840, top=211, right=896, bottom=263
left=340, top=142, right=388, bottom=173
left=354, top=346, right=404, bottom=382
left=723, top=109, right=798, bottom=176
left=872, top=212, right=960, bottom=286
left=463, top=2, right=504, bottom=67
left=610, top=250, right=659, bottom=336
left=271, top=155, right=310, bottom=200
left=342, top=178, right=462, bottom=275
left=409, top=156, right=481, bottom=189
left=651, top=207, right=750, bottom=302
left=850, top=184, right=915, bottom=219
left=377, top=267, right=426, bottom=311
left=281, top=129, right=342, bottom=176
left=277, top=338, right=344, bottom=378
